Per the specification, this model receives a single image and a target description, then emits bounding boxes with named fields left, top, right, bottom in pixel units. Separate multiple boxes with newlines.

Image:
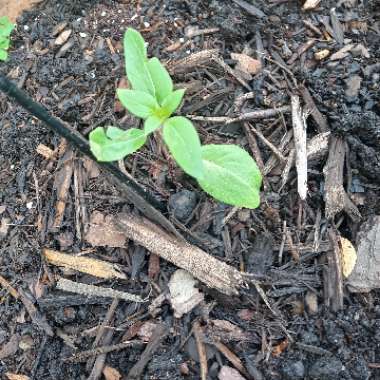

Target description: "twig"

left=299, top=85, right=329, bottom=133
left=127, top=324, right=168, bottom=379
left=213, top=340, right=251, bottom=379
left=86, top=299, right=119, bottom=372
left=247, top=123, right=286, bottom=162
left=64, top=340, right=144, bottom=363
left=187, top=105, right=291, bottom=125
left=0, top=274, right=19, bottom=299
left=116, top=213, right=245, bottom=295
left=291, top=95, right=308, bottom=200
left=88, top=329, right=113, bottom=380
left=193, top=322, right=208, bottom=380
left=56, top=278, right=144, bottom=303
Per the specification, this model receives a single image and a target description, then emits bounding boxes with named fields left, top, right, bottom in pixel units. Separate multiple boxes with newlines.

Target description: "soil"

left=0, top=0, right=380, bottom=379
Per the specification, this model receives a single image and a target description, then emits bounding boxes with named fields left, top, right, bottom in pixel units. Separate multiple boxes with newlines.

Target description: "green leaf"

left=89, top=127, right=146, bottom=162
left=123, top=28, right=155, bottom=95
left=0, top=16, right=15, bottom=37
left=161, top=89, right=185, bottom=116
left=144, top=114, right=165, bottom=135
left=117, top=89, right=159, bottom=119
left=197, top=145, right=262, bottom=208
left=0, top=38, right=10, bottom=49
left=163, top=116, right=203, bottom=178
left=147, top=57, right=173, bottom=104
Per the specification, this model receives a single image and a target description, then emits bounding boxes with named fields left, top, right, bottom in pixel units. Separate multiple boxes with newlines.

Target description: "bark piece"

left=323, top=136, right=361, bottom=221
left=116, top=213, right=245, bottom=295
left=347, top=215, right=380, bottom=292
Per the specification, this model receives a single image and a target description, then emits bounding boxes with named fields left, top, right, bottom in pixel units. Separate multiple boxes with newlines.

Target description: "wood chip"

left=54, top=29, right=72, bottom=45
left=56, top=278, right=144, bottom=303
left=103, top=366, right=121, bottom=380
left=43, top=248, right=127, bottom=280
left=314, top=49, right=330, bottom=60
left=347, top=215, right=380, bottom=292
left=329, top=43, right=355, bottom=60
left=5, top=373, right=30, bottom=380
left=231, top=53, right=262, bottom=75
left=0, top=334, right=20, bottom=360
left=303, top=0, right=321, bottom=10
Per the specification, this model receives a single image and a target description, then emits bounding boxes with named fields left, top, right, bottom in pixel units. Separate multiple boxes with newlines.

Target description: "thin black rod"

left=0, top=74, right=165, bottom=213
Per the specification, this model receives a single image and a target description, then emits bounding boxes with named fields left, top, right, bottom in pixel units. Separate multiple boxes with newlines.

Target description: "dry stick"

left=291, top=95, right=308, bottom=200
left=243, top=123, right=267, bottom=189
left=188, top=105, right=291, bottom=125
left=263, top=130, right=293, bottom=176
left=127, top=324, right=168, bottom=379
left=88, top=329, right=113, bottom=380
left=116, top=213, right=245, bottom=296
left=86, top=299, right=119, bottom=372
left=299, top=85, right=329, bottom=133
left=0, top=275, right=19, bottom=299
left=326, top=229, right=344, bottom=312
left=214, top=340, right=251, bottom=379
left=0, top=75, right=182, bottom=240
left=193, top=322, right=208, bottom=380
left=56, top=278, right=144, bottom=303
left=65, top=341, right=144, bottom=363
left=323, top=136, right=361, bottom=221
left=247, top=123, right=286, bottom=163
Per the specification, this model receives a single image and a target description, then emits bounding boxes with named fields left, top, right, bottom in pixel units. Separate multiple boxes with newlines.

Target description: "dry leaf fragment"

left=85, top=211, right=126, bottom=248
left=103, top=366, right=121, bottom=380
left=5, top=373, right=30, bottom=380
left=54, top=29, right=72, bottom=45
left=303, top=0, right=321, bottom=10
left=231, top=53, right=262, bottom=76
left=36, top=144, right=55, bottom=160
left=43, top=248, right=126, bottom=280
left=339, top=237, right=357, bottom=278
left=272, top=339, right=289, bottom=356
left=168, top=269, right=204, bottom=318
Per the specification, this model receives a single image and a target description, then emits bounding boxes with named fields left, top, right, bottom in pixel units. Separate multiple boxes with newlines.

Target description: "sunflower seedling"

left=0, top=16, right=15, bottom=61
left=89, top=28, right=262, bottom=208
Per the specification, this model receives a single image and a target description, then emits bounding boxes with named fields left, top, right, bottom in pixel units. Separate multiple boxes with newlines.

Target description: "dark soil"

left=1, top=0, right=380, bottom=379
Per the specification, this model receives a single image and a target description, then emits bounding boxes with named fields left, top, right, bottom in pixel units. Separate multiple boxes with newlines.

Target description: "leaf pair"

left=0, top=16, right=15, bottom=61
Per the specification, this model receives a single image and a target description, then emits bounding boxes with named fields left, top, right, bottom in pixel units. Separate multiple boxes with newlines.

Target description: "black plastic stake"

left=0, top=74, right=182, bottom=237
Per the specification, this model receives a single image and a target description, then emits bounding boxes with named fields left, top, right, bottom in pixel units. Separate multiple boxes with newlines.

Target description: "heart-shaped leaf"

left=197, top=144, right=262, bottom=208
left=163, top=116, right=203, bottom=178
left=89, top=127, right=146, bottom=162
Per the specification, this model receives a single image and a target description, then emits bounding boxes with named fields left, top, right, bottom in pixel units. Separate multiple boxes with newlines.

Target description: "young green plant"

left=89, top=28, right=262, bottom=208
left=0, top=16, right=15, bottom=61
